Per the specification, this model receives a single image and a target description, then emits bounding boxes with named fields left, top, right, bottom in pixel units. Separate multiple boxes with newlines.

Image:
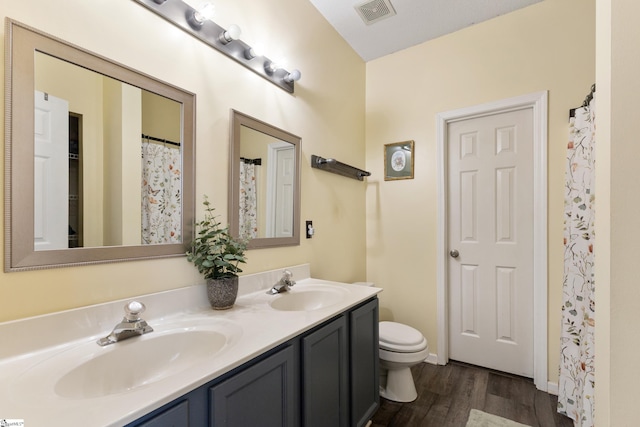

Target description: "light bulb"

left=284, top=69, right=302, bottom=83
left=244, top=48, right=257, bottom=60
left=192, top=3, right=215, bottom=25
left=264, top=61, right=278, bottom=74
left=251, top=44, right=264, bottom=58
left=220, top=24, right=241, bottom=44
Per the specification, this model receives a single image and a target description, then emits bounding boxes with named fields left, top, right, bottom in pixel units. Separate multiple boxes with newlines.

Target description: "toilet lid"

left=379, top=321, right=427, bottom=353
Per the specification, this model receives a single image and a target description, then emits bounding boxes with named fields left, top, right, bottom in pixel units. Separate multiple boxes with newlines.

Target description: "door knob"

left=449, top=249, right=459, bottom=258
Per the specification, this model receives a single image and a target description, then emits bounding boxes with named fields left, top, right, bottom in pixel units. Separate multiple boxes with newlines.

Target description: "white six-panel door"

left=34, top=90, right=69, bottom=251
left=274, top=146, right=295, bottom=238
left=447, top=108, right=534, bottom=377
left=267, top=143, right=295, bottom=238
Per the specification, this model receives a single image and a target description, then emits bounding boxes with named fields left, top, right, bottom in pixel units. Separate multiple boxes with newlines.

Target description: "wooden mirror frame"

left=4, top=19, right=196, bottom=271
left=228, top=110, right=301, bottom=249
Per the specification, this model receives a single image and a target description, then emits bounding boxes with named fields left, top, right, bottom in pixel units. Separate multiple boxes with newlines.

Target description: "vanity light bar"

left=134, top=0, right=300, bottom=93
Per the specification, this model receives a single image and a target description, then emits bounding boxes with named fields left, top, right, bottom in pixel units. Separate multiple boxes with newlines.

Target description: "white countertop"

left=0, top=265, right=381, bottom=426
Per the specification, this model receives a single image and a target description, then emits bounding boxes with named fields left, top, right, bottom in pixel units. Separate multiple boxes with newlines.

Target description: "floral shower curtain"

left=141, top=138, right=181, bottom=244
left=558, top=91, right=595, bottom=427
left=239, top=161, right=258, bottom=239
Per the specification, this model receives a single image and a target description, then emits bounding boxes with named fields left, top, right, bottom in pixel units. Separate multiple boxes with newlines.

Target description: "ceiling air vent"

left=355, top=0, right=397, bottom=25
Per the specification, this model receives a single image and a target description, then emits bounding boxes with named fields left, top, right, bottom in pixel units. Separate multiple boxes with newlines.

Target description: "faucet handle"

left=283, top=270, right=295, bottom=287
left=124, top=301, right=146, bottom=321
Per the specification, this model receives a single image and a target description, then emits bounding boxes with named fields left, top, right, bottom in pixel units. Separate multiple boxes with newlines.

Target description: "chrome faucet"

left=266, top=270, right=296, bottom=295
left=97, top=301, right=154, bottom=346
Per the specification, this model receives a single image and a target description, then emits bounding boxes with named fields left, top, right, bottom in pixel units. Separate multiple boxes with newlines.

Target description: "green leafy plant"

left=186, top=196, right=247, bottom=279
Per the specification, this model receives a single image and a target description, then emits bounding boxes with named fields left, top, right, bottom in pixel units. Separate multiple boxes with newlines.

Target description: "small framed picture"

left=384, top=140, right=414, bottom=181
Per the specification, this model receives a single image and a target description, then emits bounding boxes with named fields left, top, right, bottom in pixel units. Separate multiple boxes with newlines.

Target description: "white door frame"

left=436, top=91, right=548, bottom=391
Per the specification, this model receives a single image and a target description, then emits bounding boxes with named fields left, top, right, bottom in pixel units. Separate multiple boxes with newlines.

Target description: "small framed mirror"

left=228, top=110, right=301, bottom=249
left=4, top=19, right=195, bottom=271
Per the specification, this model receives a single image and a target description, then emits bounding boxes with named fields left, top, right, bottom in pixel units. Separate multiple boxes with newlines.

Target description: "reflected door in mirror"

left=270, top=143, right=295, bottom=238
left=34, top=91, right=69, bottom=250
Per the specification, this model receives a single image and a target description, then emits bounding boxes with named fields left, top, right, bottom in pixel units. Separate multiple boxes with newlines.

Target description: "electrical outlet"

left=306, top=221, right=314, bottom=239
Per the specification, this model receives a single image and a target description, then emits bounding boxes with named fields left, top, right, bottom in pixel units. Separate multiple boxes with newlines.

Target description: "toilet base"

left=379, top=366, right=417, bottom=402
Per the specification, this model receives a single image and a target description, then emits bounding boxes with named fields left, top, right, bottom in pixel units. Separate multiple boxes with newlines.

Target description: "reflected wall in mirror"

left=5, top=19, right=196, bottom=271
left=229, top=110, right=301, bottom=249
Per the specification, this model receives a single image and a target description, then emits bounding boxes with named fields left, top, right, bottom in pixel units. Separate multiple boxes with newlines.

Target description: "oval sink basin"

left=14, top=319, right=242, bottom=401
left=54, top=329, right=230, bottom=398
left=269, top=286, right=349, bottom=311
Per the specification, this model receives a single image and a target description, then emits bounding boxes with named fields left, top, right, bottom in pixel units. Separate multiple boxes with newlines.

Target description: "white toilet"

left=353, top=283, right=429, bottom=403
left=378, top=321, right=429, bottom=402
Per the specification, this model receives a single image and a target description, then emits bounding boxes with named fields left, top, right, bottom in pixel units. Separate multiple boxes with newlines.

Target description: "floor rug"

left=465, top=409, right=531, bottom=427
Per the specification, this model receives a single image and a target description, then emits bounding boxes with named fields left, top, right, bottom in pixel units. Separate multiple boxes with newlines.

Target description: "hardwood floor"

left=371, top=361, right=574, bottom=427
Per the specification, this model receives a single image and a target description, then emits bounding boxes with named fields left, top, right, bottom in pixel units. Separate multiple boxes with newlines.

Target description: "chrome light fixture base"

left=134, top=0, right=297, bottom=93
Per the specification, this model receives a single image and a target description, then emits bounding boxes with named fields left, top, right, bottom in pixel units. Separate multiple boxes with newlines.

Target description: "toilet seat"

left=379, top=321, right=427, bottom=353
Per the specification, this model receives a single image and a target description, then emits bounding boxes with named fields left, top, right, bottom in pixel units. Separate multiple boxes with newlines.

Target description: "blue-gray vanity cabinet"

left=300, top=298, right=379, bottom=427
left=128, top=386, right=206, bottom=427
left=302, top=315, right=349, bottom=427
left=349, top=298, right=380, bottom=427
left=135, top=399, right=190, bottom=427
left=210, top=343, right=299, bottom=426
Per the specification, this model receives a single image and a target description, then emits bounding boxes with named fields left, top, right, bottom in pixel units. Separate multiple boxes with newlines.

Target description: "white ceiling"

left=308, top=0, right=543, bottom=62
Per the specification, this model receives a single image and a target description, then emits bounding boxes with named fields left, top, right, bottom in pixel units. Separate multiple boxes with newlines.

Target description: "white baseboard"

left=424, top=353, right=439, bottom=365
left=546, top=381, right=558, bottom=395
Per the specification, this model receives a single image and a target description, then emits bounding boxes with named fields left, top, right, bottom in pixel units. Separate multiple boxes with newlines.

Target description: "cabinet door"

left=135, top=400, right=189, bottom=427
left=210, top=344, right=299, bottom=427
left=302, top=315, right=348, bottom=427
left=350, top=298, right=380, bottom=427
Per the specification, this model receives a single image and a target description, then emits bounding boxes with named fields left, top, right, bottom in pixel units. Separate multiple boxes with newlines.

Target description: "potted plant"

left=186, top=195, right=247, bottom=309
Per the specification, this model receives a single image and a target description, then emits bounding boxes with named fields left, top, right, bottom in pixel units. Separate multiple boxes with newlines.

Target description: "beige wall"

left=141, top=91, right=181, bottom=143
left=0, top=0, right=366, bottom=322
left=595, top=0, right=612, bottom=422
left=596, top=0, right=640, bottom=424
left=365, top=0, right=595, bottom=384
left=102, top=80, right=142, bottom=246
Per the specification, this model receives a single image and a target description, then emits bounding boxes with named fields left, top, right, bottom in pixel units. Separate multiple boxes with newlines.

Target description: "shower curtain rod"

left=581, top=83, right=596, bottom=107
left=141, top=133, right=181, bottom=147
left=569, top=83, right=596, bottom=119
left=240, top=157, right=262, bottom=165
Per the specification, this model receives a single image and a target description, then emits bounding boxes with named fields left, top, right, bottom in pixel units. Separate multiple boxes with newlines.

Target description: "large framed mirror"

left=229, top=110, right=301, bottom=249
left=4, top=19, right=195, bottom=271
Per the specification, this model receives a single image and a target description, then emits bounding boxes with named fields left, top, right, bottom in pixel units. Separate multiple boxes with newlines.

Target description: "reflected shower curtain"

left=141, top=138, right=181, bottom=244
left=558, top=94, right=595, bottom=426
left=239, top=161, right=258, bottom=239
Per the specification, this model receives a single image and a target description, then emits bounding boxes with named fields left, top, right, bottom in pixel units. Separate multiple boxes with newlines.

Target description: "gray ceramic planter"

left=206, top=276, right=239, bottom=310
